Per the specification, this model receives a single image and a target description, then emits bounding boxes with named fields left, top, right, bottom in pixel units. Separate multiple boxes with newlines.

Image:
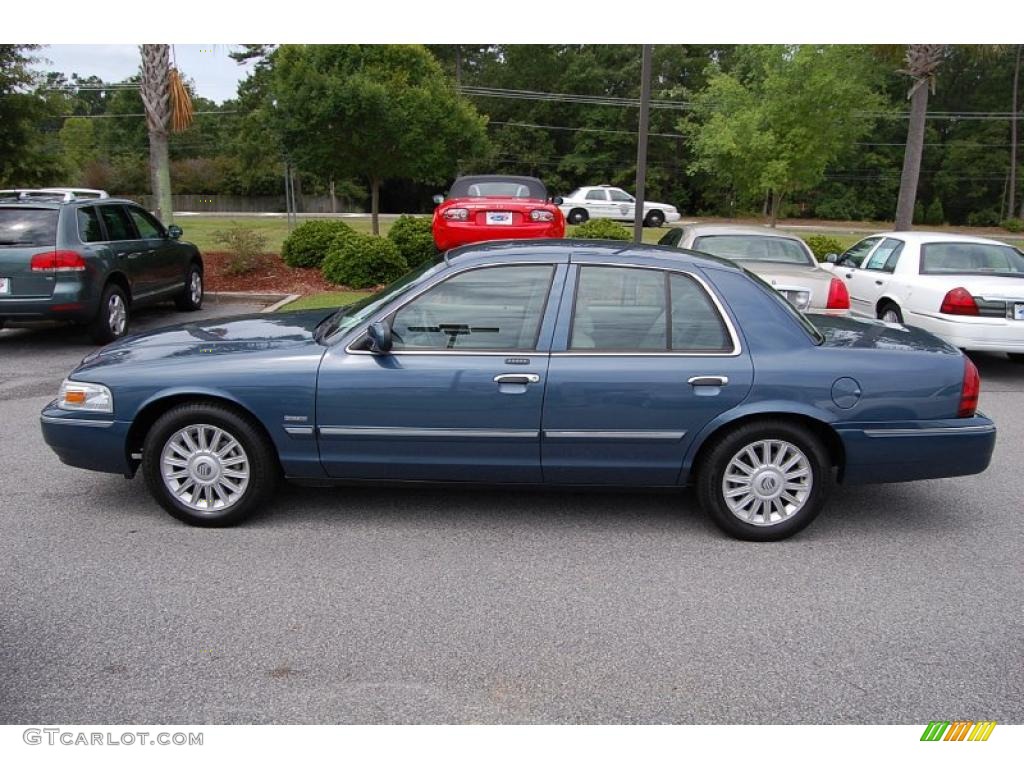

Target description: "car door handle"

left=875, top=280, right=884, bottom=286
left=844, top=272, right=854, bottom=279
left=494, top=373, right=540, bottom=385
left=688, top=376, right=729, bottom=387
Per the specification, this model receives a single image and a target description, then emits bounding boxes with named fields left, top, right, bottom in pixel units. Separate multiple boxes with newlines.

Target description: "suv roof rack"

left=0, top=188, right=110, bottom=203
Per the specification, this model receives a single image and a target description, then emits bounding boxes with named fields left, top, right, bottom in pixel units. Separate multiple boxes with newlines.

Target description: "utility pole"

left=633, top=44, right=653, bottom=243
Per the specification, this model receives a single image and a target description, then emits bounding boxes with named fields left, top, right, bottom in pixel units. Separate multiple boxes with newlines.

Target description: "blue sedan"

left=40, top=240, right=996, bottom=540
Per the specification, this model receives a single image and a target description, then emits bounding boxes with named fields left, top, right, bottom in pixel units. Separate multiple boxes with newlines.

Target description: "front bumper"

left=40, top=403, right=134, bottom=476
left=836, top=414, right=996, bottom=484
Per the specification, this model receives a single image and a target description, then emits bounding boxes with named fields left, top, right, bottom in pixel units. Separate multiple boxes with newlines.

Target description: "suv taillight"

left=826, top=277, right=850, bottom=310
left=940, top=287, right=979, bottom=316
left=958, top=356, right=980, bottom=418
left=30, top=250, right=87, bottom=272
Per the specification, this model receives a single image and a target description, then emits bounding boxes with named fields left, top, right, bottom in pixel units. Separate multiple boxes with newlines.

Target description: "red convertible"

left=432, top=175, right=565, bottom=251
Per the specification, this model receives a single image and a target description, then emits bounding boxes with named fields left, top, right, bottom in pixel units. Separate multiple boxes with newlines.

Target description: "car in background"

left=660, top=225, right=850, bottom=313
left=820, top=232, right=1024, bottom=361
left=431, top=175, right=565, bottom=251
left=559, top=185, right=680, bottom=227
left=0, top=188, right=204, bottom=343
left=41, top=239, right=994, bottom=541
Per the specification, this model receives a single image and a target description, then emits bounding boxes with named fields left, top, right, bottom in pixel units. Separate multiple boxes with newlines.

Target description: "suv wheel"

left=175, top=263, right=203, bottom=311
left=142, top=402, right=278, bottom=526
left=89, top=283, right=129, bottom=344
left=696, top=420, right=832, bottom=541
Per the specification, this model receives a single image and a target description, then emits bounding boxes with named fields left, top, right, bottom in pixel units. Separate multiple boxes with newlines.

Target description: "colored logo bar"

left=920, top=721, right=996, bottom=741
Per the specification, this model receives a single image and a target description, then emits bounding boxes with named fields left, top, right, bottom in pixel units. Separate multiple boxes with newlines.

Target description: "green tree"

left=0, top=45, right=63, bottom=186
left=269, top=44, right=488, bottom=234
left=683, top=45, right=886, bottom=226
left=58, top=117, right=97, bottom=182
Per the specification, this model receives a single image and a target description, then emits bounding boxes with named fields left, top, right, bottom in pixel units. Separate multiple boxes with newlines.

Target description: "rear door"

left=584, top=189, right=616, bottom=219
left=541, top=261, right=754, bottom=486
left=0, top=206, right=60, bottom=301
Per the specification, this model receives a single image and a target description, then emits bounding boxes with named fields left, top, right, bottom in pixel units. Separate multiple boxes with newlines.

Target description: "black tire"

left=1008, top=353, right=1024, bottom=364
left=644, top=210, right=665, bottom=228
left=877, top=302, right=903, bottom=324
left=141, top=402, right=279, bottom=527
left=174, top=262, right=203, bottom=311
left=89, top=283, right=130, bottom=344
left=567, top=208, right=589, bottom=225
left=695, top=420, right=832, bottom=541
left=0, top=318, right=6, bottom=331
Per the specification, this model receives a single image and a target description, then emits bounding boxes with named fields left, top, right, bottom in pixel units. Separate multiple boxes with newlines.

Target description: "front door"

left=126, top=206, right=181, bottom=294
left=542, top=264, right=754, bottom=485
left=315, top=263, right=563, bottom=482
left=98, top=204, right=158, bottom=296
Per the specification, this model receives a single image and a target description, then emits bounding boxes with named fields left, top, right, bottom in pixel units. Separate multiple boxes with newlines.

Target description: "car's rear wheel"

left=89, top=283, right=130, bottom=344
left=174, top=263, right=203, bottom=311
left=1009, top=353, right=1024, bottom=364
left=142, top=402, right=278, bottom=527
left=644, top=210, right=665, bottom=228
left=878, top=302, right=903, bottom=324
left=567, top=208, right=588, bottom=225
left=696, top=420, right=831, bottom=541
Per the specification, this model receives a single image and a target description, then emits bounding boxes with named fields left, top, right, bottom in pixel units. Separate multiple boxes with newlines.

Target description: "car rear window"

left=693, top=235, right=814, bottom=266
left=449, top=177, right=547, bottom=200
left=920, top=242, right=1024, bottom=275
left=0, top=208, right=58, bottom=247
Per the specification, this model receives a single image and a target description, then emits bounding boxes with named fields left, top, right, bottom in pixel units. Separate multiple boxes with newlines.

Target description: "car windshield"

left=0, top=208, right=58, bottom=246
left=449, top=177, right=547, bottom=200
left=742, top=267, right=825, bottom=345
left=317, top=261, right=443, bottom=343
left=693, top=235, right=815, bottom=266
left=919, top=242, right=1024, bottom=276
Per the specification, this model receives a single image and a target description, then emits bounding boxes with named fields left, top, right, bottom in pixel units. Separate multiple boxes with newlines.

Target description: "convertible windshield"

left=317, top=262, right=442, bottom=342
left=694, top=235, right=815, bottom=266
left=919, top=242, right=1024, bottom=276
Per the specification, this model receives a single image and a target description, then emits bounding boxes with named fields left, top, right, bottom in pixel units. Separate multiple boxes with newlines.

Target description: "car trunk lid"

left=809, top=313, right=958, bottom=354
left=0, top=207, right=60, bottom=298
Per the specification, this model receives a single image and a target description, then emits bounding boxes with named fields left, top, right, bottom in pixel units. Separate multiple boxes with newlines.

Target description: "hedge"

left=321, top=233, right=409, bottom=289
left=281, top=220, right=356, bottom=268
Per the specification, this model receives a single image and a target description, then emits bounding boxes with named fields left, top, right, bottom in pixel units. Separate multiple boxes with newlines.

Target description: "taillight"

left=530, top=210, right=554, bottom=222
left=940, top=287, right=979, bottom=316
left=30, top=250, right=87, bottom=272
left=958, top=356, right=980, bottom=418
left=443, top=208, right=469, bottom=221
left=826, top=277, right=850, bottom=310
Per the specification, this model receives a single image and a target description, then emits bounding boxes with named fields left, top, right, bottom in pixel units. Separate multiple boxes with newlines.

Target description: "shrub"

left=1001, top=218, right=1024, bottom=233
left=570, top=218, right=632, bottom=241
left=281, top=219, right=356, bottom=268
left=803, top=234, right=844, bottom=261
left=967, top=209, right=1000, bottom=227
left=387, top=215, right=438, bottom=269
left=925, top=199, right=945, bottom=226
left=321, top=233, right=409, bottom=289
left=211, top=225, right=268, bottom=275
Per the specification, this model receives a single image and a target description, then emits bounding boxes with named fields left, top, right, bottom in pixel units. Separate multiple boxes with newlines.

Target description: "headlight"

left=443, top=208, right=469, bottom=221
left=57, top=379, right=113, bottom=413
left=530, top=210, right=554, bottom=222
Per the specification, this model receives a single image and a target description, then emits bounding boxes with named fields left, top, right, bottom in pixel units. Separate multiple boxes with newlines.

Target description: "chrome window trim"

left=863, top=425, right=995, bottom=438
left=40, top=415, right=114, bottom=428
left=543, top=430, right=686, bottom=441
left=318, top=426, right=539, bottom=439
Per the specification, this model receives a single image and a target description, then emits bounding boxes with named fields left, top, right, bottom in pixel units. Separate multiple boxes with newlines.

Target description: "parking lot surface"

left=1, top=304, right=1022, bottom=724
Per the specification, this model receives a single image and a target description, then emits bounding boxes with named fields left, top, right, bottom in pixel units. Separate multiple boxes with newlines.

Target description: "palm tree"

left=894, top=44, right=947, bottom=231
left=139, top=44, right=173, bottom=223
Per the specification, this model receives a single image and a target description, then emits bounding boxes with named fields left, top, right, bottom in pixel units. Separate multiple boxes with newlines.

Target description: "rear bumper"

left=434, top=221, right=565, bottom=251
left=40, top=403, right=133, bottom=475
left=836, top=414, right=996, bottom=484
left=0, top=277, right=98, bottom=322
left=906, top=311, right=1024, bottom=354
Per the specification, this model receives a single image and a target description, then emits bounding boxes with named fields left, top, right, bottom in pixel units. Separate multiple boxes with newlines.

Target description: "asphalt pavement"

left=0, top=303, right=1021, bottom=724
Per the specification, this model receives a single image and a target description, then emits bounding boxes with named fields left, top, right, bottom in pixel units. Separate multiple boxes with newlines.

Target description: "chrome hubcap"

left=189, top=271, right=202, bottom=304
left=882, top=309, right=899, bottom=323
left=722, top=439, right=812, bottom=526
left=108, top=294, right=127, bottom=336
left=160, top=424, right=249, bottom=513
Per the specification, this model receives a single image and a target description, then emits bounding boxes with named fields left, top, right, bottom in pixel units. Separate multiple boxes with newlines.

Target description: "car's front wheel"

left=174, top=263, right=203, bottom=311
left=696, top=420, right=831, bottom=541
left=142, top=402, right=278, bottom=526
left=644, top=210, right=665, bottom=228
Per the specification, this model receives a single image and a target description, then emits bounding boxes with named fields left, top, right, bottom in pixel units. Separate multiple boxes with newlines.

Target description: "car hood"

left=75, top=309, right=334, bottom=371
left=734, top=260, right=829, bottom=286
left=809, top=313, right=959, bottom=354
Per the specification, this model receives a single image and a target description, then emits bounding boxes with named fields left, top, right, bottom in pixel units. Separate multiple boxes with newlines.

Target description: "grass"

left=282, top=290, right=372, bottom=312
left=176, top=216, right=385, bottom=253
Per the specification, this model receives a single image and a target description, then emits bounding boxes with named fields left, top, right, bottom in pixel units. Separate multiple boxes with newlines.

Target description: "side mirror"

left=432, top=194, right=444, bottom=205
left=552, top=196, right=564, bottom=206
left=824, top=253, right=839, bottom=264
left=367, top=320, right=393, bottom=354
left=167, top=224, right=183, bottom=240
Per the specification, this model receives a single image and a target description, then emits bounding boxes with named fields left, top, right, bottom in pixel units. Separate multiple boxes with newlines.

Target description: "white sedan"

left=559, top=185, right=680, bottom=227
left=821, top=231, right=1024, bottom=360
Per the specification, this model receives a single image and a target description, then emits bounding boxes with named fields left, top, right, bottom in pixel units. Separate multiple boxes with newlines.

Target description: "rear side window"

left=0, top=208, right=58, bottom=247
left=98, top=206, right=135, bottom=241
left=77, top=207, right=103, bottom=243
left=127, top=207, right=164, bottom=239
left=585, top=190, right=607, bottom=201
left=670, top=274, right=732, bottom=352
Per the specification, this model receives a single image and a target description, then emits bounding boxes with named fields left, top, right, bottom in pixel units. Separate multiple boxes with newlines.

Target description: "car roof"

left=444, top=238, right=742, bottom=271
left=0, top=196, right=139, bottom=209
left=862, top=231, right=1013, bottom=246
left=684, top=224, right=805, bottom=240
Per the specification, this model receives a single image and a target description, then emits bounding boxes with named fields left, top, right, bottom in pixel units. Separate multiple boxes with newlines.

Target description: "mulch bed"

left=202, top=252, right=334, bottom=294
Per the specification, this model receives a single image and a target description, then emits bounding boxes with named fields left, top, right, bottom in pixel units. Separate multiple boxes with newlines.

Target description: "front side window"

left=585, top=190, right=608, bottom=201
left=127, top=207, right=164, bottom=239
left=390, top=265, right=554, bottom=351
left=77, top=207, right=103, bottom=243
left=864, top=238, right=904, bottom=272
left=838, top=237, right=881, bottom=268
left=608, top=189, right=634, bottom=203
left=693, top=235, right=814, bottom=266
left=920, top=242, right=1024, bottom=275
left=98, top=205, right=135, bottom=241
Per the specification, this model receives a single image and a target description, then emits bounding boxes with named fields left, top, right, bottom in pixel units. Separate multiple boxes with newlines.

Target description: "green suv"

left=0, top=188, right=204, bottom=343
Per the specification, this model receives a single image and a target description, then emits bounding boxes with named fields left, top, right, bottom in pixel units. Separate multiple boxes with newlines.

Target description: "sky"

left=34, top=45, right=257, bottom=104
